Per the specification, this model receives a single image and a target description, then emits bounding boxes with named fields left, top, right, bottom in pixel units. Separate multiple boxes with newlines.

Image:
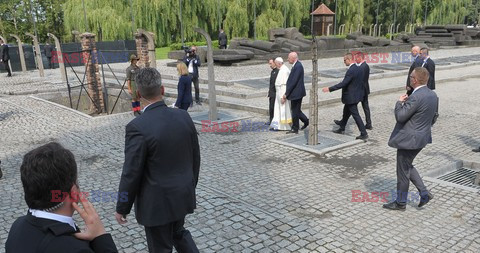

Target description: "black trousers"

left=268, top=96, right=275, bottom=123
left=219, top=45, right=227, bottom=49
left=361, top=95, right=372, bottom=127
left=290, top=98, right=308, bottom=131
left=189, top=74, right=200, bottom=103
left=47, top=57, right=54, bottom=69
left=179, top=103, right=190, bottom=111
left=395, top=149, right=428, bottom=205
left=144, top=218, right=199, bottom=253
left=339, top=103, right=367, bottom=136
left=3, top=59, right=11, bottom=76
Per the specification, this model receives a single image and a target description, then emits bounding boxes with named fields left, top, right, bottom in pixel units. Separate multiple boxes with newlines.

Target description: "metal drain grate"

left=437, top=168, right=480, bottom=190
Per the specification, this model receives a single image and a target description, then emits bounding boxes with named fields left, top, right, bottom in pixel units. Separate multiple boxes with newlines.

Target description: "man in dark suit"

left=0, top=38, right=12, bottom=77
left=322, top=53, right=368, bottom=140
left=268, top=58, right=279, bottom=124
left=419, top=48, right=435, bottom=90
left=6, top=142, right=118, bottom=253
left=218, top=29, right=228, bottom=49
left=406, top=45, right=421, bottom=95
left=44, top=42, right=54, bottom=69
left=183, top=46, right=202, bottom=105
left=115, top=68, right=200, bottom=253
left=355, top=52, right=372, bottom=130
left=383, top=67, right=437, bottom=211
left=282, top=52, right=309, bottom=134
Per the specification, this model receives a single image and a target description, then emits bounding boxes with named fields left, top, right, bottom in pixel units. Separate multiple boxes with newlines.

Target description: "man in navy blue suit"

left=282, top=52, right=309, bottom=134
left=322, top=53, right=368, bottom=140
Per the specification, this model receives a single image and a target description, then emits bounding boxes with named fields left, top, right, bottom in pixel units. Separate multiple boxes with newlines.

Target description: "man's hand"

left=322, top=87, right=330, bottom=93
left=115, top=212, right=128, bottom=225
left=399, top=94, right=408, bottom=102
left=72, top=198, right=106, bottom=241
left=281, top=98, right=286, bottom=104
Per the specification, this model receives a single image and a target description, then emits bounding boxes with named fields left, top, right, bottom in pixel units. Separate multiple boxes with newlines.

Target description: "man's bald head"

left=288, top=52, right=298, bottom=64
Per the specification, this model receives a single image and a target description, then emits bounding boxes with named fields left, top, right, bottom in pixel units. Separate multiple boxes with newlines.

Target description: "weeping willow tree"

left=63, top=0, right=131, bottom=41
left=428, top=0, right=472, bottom=25
left=59, top=0, right=480, bottom=46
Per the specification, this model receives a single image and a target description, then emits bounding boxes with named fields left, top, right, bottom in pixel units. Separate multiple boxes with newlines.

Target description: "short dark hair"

left=20, top=142, right=78, bottom=210
left=135, top=68, right=163, bottom=99
left=420, top=48, right=429, bottom=54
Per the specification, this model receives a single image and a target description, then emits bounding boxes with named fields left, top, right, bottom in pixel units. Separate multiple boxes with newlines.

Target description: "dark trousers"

left=179, top=103, right=190, bottom=111
left=3, top=59, right=11, bottom=76
left=47, top=57, right=54, bottom=69
left=189, top=74, right=200, bottom=103
left=220, top=45, right=227, bottom=49
left=339, top=103, right=367, bottom=136
left=144, top=218, right=199, bottom=253
left=268, top=96, right=275, bottom=123
left=361, top=95, right=372, bottom=127
left=290, top=98, right=308, bottom=131
left=395, top=149, right=428, bottom=205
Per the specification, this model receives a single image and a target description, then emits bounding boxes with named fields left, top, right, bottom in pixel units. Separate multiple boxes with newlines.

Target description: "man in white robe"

left=270, top=57, right=292, bottom=130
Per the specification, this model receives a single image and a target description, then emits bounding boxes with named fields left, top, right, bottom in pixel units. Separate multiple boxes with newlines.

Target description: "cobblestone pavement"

left=1, top=52, right=480, bottom=252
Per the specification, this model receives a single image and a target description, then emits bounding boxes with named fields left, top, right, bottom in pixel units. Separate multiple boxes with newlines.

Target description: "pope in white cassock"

left=270, top=57, right=292, bottom=130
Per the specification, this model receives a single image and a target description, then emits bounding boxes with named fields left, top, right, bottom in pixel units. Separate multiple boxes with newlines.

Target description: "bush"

left=385, top=33, right=400, bottom=40
left=170, top=40, right=220, bottom=50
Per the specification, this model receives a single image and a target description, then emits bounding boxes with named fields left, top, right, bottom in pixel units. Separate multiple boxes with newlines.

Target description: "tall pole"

left=82, top=0, right=88, bottom=32
left=334, top=0, right=338, bottom=35
left=217, top=0, right=221, bottom=31
left=394, top=1, right=397, bottom=33
left=310, top=0, right=314, bottom=36
left=411, top=0, right=414, bottom=25
left=180, top=0, right=184, bottom=46
left=28, top=0, right=38, bottom=38
left=424, top=0, right=428, bottom=26
left=253, top=0, right=256, bottom=40
left=284, top=0, right=287, bottom=28
left=376, top=0, right=380, bottom=25
left=129, top=0, right=135, bottom=36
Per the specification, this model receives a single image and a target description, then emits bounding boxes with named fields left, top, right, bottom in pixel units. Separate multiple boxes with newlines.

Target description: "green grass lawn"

left=155, top=47, right=171, bottom=59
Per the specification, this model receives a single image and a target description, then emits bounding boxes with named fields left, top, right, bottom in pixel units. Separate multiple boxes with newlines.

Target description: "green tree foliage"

left=1, top=0, right=480, bottom=46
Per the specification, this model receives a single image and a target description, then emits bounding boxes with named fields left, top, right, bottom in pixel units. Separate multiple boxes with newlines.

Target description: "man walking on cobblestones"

left=115, top=68, right=200, bottom=253
left=384, top=67, right=437, bottom=211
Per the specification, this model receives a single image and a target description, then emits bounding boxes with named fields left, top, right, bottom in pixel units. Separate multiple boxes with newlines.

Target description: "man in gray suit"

left=383, top=67, right=437, bottom=211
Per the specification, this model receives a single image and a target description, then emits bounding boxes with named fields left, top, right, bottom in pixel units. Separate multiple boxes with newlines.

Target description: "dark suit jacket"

left=44, top=45, right=54, bottom=58
left=268, top=68, right=279, bottom=98
left=329, top=64, right=365, bottom=105
left=359, top=62, right=370, bottom=95
left=422, top=57, right=435, bottom=90
left=285, top=61, right=306, bottom=100
left=116, top=101, right=200, bottom=227
left=175, top=75, right=193, bottom=107
left=182, top=55, right=201, bottom=79
left=406, top=55, right=422, bottom=89
left=6, top=212, right=117, bottom=253
left=1, top=44, right=10, bottom=61
left=218, top=32, right=228, bottom=47
left=388, top=86, right=438, bottom=150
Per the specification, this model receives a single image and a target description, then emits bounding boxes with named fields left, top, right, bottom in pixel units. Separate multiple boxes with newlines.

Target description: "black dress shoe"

left=301, top=121, right=309, bottom=130
left=286, top=130, right=298, bottom=134
left=418, top=193, right=433, bottom=208
left=334, top=120, right=342, bottom=126
left=333, top=129, right=345, bottom=134
left=365, top=125, right=373, bottom=130
left=356, top=134, right=368, bottom=140
left=473, top=147, right=480, bottom=152
left=383, top=202, right=406, bottom=211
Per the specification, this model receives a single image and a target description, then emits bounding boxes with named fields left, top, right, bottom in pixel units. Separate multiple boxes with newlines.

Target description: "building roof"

left=311, top=3, right=335, bottom=15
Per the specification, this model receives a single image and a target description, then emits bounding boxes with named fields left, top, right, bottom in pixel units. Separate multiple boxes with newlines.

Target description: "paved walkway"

left=1, top=47, right=480, bottom=252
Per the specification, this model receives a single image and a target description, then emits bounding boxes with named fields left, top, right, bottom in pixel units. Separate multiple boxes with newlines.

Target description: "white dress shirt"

left=30, top=209, right=77, bottom=230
